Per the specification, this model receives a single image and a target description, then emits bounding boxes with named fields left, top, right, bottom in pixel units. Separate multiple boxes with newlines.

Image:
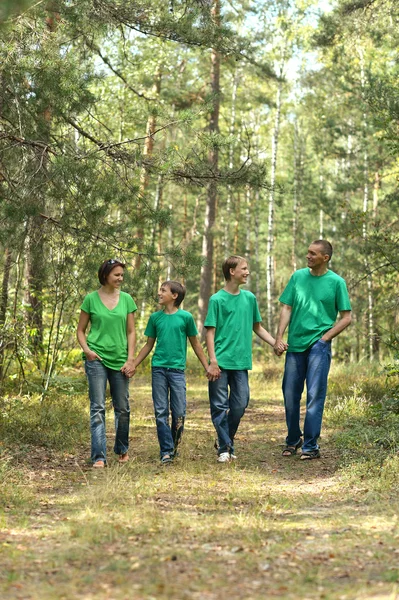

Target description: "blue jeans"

left=209, top=369, right=249, bottom=455
left=152, top=367, right=186, bottom=458
left=282, top=339, right=332, bottom=452
left=85, top=359, right=130, bottom=464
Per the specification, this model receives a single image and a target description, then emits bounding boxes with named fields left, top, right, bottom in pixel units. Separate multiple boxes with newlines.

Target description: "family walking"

left=77, top=240, right=351, bottom=467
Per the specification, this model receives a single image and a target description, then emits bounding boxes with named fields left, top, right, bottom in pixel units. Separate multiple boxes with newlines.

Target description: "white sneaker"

left=217, top=452, right=231, bottom=463
left=230, top=453, right=237, bottom=460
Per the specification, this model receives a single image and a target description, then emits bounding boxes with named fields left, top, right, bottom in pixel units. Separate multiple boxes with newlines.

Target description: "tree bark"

left=197, top=0, right=220, bottom=338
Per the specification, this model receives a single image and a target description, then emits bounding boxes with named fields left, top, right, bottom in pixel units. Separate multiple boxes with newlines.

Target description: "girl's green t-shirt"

left=279, top=268, right=351, bottom=352
left=80, top=291, right=137, bottom=370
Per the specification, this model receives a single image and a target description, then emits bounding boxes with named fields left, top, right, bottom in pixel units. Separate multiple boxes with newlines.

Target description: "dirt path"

left=1, top=376, right=398, bottom=600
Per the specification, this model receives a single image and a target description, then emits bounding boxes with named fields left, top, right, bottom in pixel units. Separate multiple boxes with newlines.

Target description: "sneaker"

left=217, top=452, right=231, bottom=463
left=230, top=453, right=237, bottom=460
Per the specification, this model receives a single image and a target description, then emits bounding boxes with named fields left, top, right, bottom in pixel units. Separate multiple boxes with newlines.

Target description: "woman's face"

left=106, top=266, right=124, bottom=289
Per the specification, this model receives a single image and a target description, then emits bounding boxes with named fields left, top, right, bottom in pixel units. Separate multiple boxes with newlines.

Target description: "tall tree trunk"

left=266, top=61, right=284, bottom=332
left=197, top=0, right=220, bottom=338
left=136, top=65, right=162, bottom=270
left=223, top=68, right=239, bottom=254
left=0, top=248, right=12, bottom=382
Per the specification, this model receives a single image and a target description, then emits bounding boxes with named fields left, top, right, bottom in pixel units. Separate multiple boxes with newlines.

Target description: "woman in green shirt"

left=77, top=259, right=137, bottom=468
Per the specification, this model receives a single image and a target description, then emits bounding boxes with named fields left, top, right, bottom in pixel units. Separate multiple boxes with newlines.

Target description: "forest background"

left=0, top=0, right=399, bottom=390
left=1, top=2, right=399, bottom=598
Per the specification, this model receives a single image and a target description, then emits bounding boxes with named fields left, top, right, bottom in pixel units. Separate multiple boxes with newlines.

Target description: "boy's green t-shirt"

left=80, top=291, right=137, bottom=370
left=279, top=268, right=351, bottom=352
left=204, top=289, right=262, bottom=370
left=144, top=309, right=198, bottom=370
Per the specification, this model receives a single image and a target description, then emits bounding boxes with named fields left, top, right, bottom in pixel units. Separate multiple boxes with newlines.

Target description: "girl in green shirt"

left=77, top=259, right=137, bottom=468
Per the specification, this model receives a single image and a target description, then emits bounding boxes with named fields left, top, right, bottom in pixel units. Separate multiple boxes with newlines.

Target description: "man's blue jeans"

left=282, top=339, right=332, bottom=452
left=85, top=359, right=130, bottom=464
left=151, top=367, right=186, bottom=458
left=209, top=369, right=249, bottom=455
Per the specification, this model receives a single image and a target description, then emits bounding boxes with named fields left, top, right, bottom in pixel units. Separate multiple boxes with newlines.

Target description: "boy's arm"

left=121, top=312, right=136, bottom=377
left=189, top=336, right=220, bottom=381
left=274, top=303, right=292, bottom=356
left=253, top=322, right=276, bottom=348
left=131, top=337, right=156, bottom=376
left=205, top=327, right=221, bottom=379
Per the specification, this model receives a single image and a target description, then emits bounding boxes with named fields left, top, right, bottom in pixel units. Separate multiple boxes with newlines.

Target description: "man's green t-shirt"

left=80, top=291, right=137, bottom=370
left=279, top=268, right=351, bottom=352
left=144, top=309, right=198, bottom=370
left=204, top=289, right=262, bottom=370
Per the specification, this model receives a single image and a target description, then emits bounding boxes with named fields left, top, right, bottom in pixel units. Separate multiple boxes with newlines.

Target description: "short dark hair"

left=161, top=280, right=186, bottom=307
left=98, top=259, right=126, bottom=285
left=222, top=255, right=246, bottom=281
left=312, top=240, right=333, bottom=261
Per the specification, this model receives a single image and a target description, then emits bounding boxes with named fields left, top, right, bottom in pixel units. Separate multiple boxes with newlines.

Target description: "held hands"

left=273, top=338, right=288, bottom=358
left=206, top=361, right=221, bottom=381
left=121, top=359, right=136, bottom=378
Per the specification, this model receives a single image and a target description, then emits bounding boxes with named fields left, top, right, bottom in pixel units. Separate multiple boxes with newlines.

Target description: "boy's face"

left=230, top=260, right=249, bottom=285
left=158, top=284, right=177, bottom=306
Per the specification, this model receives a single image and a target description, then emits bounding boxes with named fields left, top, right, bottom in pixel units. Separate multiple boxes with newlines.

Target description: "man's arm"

left=253, top=322, right=276, bottom=347
left=274, top=303, right=292, bottom=356
left=189, top=336, right=220, bottom=381
left=205, top=327, right=221, bottom=379
left=321, top=311, right=352, bottom=342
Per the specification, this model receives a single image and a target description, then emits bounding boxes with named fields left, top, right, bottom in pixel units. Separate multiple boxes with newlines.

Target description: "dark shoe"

left=282, top=438, right=303, bottom=457
left=300, top=449, right=321, bottom=460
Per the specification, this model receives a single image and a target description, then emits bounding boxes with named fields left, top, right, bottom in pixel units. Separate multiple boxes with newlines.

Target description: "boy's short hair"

left=312, top=240, right=333, bottom=261
left=98, top=259, right=126, bottom=285
left=162, top=280, right=186, bottom=307
left=222, top=255, right=246, bottom=281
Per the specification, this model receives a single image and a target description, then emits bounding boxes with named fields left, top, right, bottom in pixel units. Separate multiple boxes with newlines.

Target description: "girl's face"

left=106, top=266, right=124, bottom=289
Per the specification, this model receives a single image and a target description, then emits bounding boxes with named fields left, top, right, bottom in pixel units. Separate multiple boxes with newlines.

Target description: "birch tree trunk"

left=197, top=0, right=220, bottom=338
left=266, top=61, right=284, bottom=332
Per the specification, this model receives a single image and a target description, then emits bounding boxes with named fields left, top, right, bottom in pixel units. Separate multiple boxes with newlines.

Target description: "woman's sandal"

left=282, top=438, right=303, bottom=457
left=93, top=460, right=105, bottom=468
left=118, top=453, right=129, bottom=463
left=300, top=449, right=321, bottom=460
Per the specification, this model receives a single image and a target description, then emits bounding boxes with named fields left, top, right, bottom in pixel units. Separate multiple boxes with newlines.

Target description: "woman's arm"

left=76, top=310, right=102, bottom=361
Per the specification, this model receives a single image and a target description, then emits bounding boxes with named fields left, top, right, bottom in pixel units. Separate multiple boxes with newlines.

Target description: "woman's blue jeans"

left=209, top=369, right=249, bottom=455
left=151, top=367, right=186, bottom=458
left=85, top=359, right=130, bottom=464
left=282, top=339, right=332, bottom=452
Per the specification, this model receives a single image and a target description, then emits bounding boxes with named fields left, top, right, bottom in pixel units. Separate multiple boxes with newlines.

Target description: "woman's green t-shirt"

left=80, top=291, right=137, bottom=370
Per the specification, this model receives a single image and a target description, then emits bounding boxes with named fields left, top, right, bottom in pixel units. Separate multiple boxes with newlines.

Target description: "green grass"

left=0, top=364, right=399, bottom=599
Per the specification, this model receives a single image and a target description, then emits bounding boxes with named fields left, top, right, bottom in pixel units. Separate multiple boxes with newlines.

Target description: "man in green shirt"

left=205, top=256, right=277, bottom=463
left=274, top=240, right=352, bottom=460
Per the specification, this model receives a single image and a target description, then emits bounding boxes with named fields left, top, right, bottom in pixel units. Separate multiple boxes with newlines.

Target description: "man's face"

left=306, top=244, right=329, bottom=269
left=230, top=260, right=249, bottom=284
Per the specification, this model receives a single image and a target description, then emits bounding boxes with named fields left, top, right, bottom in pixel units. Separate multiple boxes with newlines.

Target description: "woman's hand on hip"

left=86, top=350, right=102, bottom=362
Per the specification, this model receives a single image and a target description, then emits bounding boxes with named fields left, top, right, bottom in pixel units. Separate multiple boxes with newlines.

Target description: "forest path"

left=0, top=375, right=398, bottom=600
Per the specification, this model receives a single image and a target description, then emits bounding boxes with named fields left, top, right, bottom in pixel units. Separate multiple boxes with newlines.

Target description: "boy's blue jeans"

left=282, top=339, right=332, bottom=452
left=85, top=359, right=130, bottom=464
left=209, top=369, right=249, bottom=455
left=151, top=367, right=186, bottom=458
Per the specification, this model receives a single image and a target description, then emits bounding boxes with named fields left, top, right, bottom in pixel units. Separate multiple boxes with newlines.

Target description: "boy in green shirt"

left=132, top=281, right=215, bottom=463
left=205, top=256, right=277, bottom=463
